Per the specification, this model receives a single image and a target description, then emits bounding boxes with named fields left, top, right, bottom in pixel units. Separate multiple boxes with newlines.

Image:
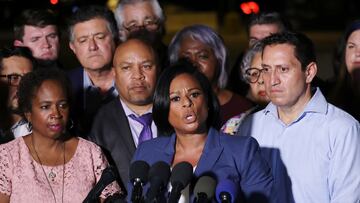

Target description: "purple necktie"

left=129, top=113, right=153, bottom=144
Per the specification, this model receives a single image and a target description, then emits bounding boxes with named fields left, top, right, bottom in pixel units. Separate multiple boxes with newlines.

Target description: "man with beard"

left=115, top=0, right=168, bottom=71
left=0, top=46, right=34, bottom=144
left=89, top=38, right=159, bottom=193
left=13, top=9, right=61, bottom=70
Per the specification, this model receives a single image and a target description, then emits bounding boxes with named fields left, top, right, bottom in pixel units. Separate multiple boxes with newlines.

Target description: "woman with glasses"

left=221, top=42, right=270, bottom=135
left=0, top=46, right=34, bottom=144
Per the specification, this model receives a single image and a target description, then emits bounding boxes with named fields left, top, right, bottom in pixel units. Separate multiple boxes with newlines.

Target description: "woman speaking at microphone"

left=128, top=59, right=273, bottom=202
left=0, top=69, right=121, bottom=202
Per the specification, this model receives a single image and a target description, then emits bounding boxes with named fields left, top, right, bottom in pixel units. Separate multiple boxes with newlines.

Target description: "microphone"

left=83, top=166, right=118, bottom=203
left=145, top=161, right=171, bottom=203
left=215, top=179, right=238, bottom=203
left=168, top=161, right=193, bottom=203
left=130, top=160, right=150, bottom=203
left=193, top=176, right=216, bottom=203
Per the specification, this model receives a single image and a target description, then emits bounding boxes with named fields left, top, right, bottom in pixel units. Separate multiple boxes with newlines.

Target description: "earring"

left=26, top=122, right=32, bottom=131
left=68, top=119, right=74, bottom=130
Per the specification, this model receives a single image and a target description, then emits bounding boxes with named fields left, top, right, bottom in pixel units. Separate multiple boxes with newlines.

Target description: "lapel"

left=153, top=134, right=177, bottom=165
left=113, top=99, right=136, bottom=155
left=194, top=128, right=224, bottom=177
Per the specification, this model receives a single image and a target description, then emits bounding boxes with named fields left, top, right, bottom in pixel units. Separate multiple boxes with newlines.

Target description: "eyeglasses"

left=0, top=74, right=24, bottom=86
left=244, top=68, right=263, bottom=83
left=123, top=17, right=159, bottom=32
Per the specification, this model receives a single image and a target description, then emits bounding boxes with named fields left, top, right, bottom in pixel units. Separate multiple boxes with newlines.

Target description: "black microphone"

left=193, top=176, right=216, bottom=203
left=83, top=166, right=118, bottom=203
left=215, top=179, right=238, bottom=203
left=145, top=161, right=171, bottom=203
left=168, top=161, right=193, bottom=203
left=130, top=160, right=150, bottom=203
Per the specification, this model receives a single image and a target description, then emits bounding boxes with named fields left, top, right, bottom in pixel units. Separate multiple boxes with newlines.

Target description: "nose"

left=257, top=74, right=265, bottom=85
left=131, top=66, right=145, bottom=80
left=88, top=38, right=98, bottom=51
left=270, top=70, right=280, bottom=86
left=355, top=46, right=360, bottom=56
left=182, top=96, right=193, bottom=108
left=50, top=106, right=62, bottom=119
left=41, top=37, right=51, bottom=48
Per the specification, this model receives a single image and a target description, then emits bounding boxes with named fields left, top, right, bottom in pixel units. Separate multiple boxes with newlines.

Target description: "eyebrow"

left=169, top=87, right=201, bottom=94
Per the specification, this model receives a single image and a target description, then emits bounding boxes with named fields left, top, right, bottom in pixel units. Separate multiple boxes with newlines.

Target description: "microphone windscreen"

left=193, top=176, right=217, bottom=200
left=170, top=161, right=193, bottom=187
left=148, top=161, right=171, bottom=186
left=129, top=160, right=150, bottom=183
left=215, top=179, right=238, bottom=203
left=83, top=166, right=118, bottom=203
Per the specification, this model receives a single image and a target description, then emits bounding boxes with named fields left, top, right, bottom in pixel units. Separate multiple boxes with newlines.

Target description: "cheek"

left=200, top=63, right=216, bottom=80
left=145, top=71, right=157, bottom=86
left=168, top=105, right=180, bottom=126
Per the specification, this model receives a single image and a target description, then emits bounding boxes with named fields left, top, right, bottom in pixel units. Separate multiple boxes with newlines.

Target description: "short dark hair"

left=247, top=11, right=292, bottom=35
left=0, top=46, right=35, bottom=71
left=67, top=5, right=119, bottom=44
left=18, top=68, right=72, bottom=117
left=261, top=32, right=316, bottom=70
left=14, top=9, right=58, bottom=41
left=153, top=59, right=220, bottom=136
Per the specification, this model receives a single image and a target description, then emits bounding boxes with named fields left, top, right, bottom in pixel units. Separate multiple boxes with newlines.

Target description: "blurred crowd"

left=0, top=1, right=359, bottom=202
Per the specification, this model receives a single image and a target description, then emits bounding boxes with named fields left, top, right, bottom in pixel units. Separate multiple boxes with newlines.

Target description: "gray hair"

left=67, top=5, right=119, bottom=44
left=168, top=24, right=228, bottom=89
left=115, top=0, right=165, bottom=40
left=240, top=41, right=263, bottom=83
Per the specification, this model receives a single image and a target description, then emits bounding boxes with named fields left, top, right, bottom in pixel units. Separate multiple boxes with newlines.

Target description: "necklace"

left=31, top=135, right=65, bottom=203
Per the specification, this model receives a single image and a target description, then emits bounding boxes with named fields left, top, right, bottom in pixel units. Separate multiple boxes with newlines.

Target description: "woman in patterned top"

left=0, top=68, right=121, bottom=202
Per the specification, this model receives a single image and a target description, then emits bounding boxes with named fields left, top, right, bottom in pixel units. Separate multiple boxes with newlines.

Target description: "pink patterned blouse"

left=0, top=137, right=121, bottom=202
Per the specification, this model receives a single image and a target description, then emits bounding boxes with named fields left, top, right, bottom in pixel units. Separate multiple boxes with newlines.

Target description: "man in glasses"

left=0, top=46, right=34, bottom=143
left=115, top=0, right=168, bottom=71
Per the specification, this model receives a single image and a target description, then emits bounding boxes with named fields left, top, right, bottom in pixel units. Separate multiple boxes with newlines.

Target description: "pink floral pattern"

left=0, top=137, right=121, bottom=202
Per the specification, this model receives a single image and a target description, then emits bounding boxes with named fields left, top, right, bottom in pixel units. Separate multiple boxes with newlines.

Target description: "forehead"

left=347, top=29, right=360, bottom=42
left=73, top=18, right=110, bottom=37
left=171, top=73, right=201, bottom=89
left=180, top=36, right=211, bottom=51
left=114, top=40, right=155, bottom=62
left=250, top=52, right=262, bottom=65
left=249, top=24, right=280, bottom=36
left=1, top=56, right=33, bottom=74
left=122, top=2, right=156, bottom=22
left=23, top=25, right=58, bottom=37
left=262, top=43, right=297, bottom=63
left=35, top=79, right=64, bottom=99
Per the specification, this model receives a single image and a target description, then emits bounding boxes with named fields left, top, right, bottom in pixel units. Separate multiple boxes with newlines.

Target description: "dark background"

left=1, top=0, right=359, bottom=80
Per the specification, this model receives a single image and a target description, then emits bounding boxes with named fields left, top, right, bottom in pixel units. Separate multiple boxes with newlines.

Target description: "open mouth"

left=184, top=111, right=196, bottom=123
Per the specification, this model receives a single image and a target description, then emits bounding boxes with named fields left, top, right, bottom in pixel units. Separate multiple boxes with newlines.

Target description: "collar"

left=83, top=70, right=118, bottom=96
left=119, top=98, right=153, bottom=117
left=263, top=87, right=328, bottom=121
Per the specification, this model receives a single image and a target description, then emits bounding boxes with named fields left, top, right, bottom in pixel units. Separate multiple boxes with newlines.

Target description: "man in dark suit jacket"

left=89, top=38, right=159, bottom=193
left=67, top=5, right=120, bottom=137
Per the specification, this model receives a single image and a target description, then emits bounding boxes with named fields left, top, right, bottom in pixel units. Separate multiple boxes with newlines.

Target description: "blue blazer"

left=128, top=128, right=273, bottom=202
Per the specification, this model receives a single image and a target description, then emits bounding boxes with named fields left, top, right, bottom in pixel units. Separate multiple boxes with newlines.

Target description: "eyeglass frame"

left=122, top=17, right=160, bottom=33
left=0, top=74, right=24, bottom=86
left=244, top=67, right=263, bottom=83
